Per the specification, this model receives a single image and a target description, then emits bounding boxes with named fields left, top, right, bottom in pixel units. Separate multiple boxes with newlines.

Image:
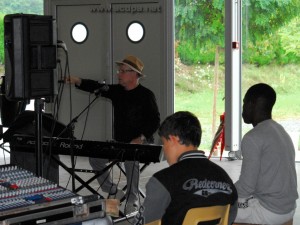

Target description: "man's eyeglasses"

left=117, top=69, right=134, bottom=74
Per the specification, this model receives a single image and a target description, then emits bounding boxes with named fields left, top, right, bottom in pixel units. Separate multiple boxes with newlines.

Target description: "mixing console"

left=0, top=165, right=108, bottom=224
left=0, top=165, right=76, bottom=213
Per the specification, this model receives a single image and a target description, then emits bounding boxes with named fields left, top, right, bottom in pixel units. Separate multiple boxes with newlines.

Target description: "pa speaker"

left=4, top=14, right=57, bottom=100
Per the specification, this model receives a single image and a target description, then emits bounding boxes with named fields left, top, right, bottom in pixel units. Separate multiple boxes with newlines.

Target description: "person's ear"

left=169, top=135, right=181, bottom=144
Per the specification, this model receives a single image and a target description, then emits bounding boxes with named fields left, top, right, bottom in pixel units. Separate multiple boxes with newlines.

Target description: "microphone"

left=94, top=84, right=109, bottom=96
left=57, top=40, right=68, bottom=51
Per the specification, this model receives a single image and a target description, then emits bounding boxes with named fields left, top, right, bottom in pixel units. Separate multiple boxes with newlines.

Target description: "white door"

left=45, top=2, right=113, bottom=141
left=111, top=2, right=163, bottom=111
left=44, top=0, right=173, bottom=142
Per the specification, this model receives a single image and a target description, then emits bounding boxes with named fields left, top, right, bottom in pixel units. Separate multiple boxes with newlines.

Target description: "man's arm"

left=65, top=76, right=104, bottom=93
left=235, top=135, right=261, bottom=197
left=229, top=201, right=238, bottom=224
left=65, top=76, right=82, bottom=86
left=140, top=91, right=160, bottom=139
left=135, top=176, right=171, bottom=224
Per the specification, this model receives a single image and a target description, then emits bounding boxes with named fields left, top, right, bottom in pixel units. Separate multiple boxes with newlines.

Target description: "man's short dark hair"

left=245, top=83, right=276, bottom=111
left=158, top=111, right=202, bottom=147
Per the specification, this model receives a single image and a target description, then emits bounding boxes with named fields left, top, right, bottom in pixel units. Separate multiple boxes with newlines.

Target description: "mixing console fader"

left=0, top=165, right=107, bottom=224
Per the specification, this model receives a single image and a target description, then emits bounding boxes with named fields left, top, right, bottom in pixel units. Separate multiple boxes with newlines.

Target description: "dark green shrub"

left=177, top=41, right=224, bottom=65
left=0, top=14, right=4, bottom=65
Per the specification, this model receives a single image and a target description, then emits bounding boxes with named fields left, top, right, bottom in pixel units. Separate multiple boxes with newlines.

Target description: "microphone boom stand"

left=56, top=93, right=101, bottom=192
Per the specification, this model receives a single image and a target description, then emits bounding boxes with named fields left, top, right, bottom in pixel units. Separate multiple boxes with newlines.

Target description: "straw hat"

left=116, top=55, right=145, bottom=77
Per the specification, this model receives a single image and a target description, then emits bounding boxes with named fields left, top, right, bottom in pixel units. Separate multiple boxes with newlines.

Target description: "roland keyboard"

left=10, top=134, right=163, bottom=163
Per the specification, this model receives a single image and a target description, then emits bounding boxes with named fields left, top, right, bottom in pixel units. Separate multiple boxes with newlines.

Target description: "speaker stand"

left=35, top=99, right=44, bottom=177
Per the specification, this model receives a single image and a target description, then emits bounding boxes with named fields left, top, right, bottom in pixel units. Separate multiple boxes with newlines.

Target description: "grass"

left=0, top=65, right=3, bottom=75
left=175, top=60, right=300, bottom=150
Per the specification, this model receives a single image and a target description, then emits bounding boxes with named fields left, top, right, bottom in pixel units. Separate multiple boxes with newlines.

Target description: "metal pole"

left=35, top=99, right=44, bottom=177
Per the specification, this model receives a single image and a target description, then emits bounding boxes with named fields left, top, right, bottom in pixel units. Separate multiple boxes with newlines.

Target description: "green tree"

left=0, top=0, right=43, bottom=64
left=175, top=0, right=224, bottom=49
left=0, top=0, right=43, bottom=15
left=175, top=0, right=224, bottom=64
left=277, top=17, right=300, bottom=58
left=243, top=0, right=300, bottom=43
left=175, top=0, right=300, bottom=64
left=0, top=15, right=4, bottom=64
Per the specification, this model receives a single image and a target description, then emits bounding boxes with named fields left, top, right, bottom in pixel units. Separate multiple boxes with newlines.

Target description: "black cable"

left=124, top=149, right=140, bottom=222
left=42, top=48, right=69, bottom=182
left=65, top=46, right=76, bottom=191
left=80, top=94, right=91, bottom=140
left=134, top=205, right=145, bottom=225
left=0, top=142, right=8, bottom=165
left=107, top=149, right=125, bottom=197
left=98, top=162, right=116, bottom=193
left=67, top=93, right=91, bottom=190
left=43, top=58, right=66, bottom=179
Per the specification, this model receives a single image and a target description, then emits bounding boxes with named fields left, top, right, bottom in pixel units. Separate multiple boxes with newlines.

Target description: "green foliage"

left=242, top=28, right=300, bottom=65
left=175, top=0, right=224, bottom=44
left=243, top=0, right=300, bottom=43
left=177, top=42, right=218, bottom=65
left=177, top=40, right=224, bottom=65
left=277, top=17, right=300, bottom=58
left=176, top=0, right=300, bottom=65
left=0, top=0, right=43, bottom=15
left=243, top=35, right=276, bottom=65
left=0, top=0, right=43, bottom=64
left=175, top=0, right=225, bottom=64
left=240, top=0, right=300, bottom=65
left=0, top=14, right=4, bottom=64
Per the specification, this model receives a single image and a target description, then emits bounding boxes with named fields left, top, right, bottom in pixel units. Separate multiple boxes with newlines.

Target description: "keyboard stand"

left=50, top=156, right=102, bottom=196
left=73, top=160, right=150, bottom=200
left=73, top=159, right=120, bottom=194
left=50, top=155, right=119, bottom=198
left=65, top=159, right=152, bottom=221
left=116, top=162, right=149, bottom=198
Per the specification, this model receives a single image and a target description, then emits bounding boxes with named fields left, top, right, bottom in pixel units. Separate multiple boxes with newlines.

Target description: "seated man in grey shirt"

left=234, top=83, right=298, bottom=224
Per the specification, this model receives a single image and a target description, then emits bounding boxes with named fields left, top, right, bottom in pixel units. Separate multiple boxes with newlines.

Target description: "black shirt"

left=78, top=79, right=160, bottom=143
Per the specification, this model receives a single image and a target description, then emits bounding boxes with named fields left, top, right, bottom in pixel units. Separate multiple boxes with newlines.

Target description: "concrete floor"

left=1, top=151, right=300, bottom=224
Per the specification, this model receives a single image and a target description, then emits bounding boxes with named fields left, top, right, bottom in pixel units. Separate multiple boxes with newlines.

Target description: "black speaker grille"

left=4, top=14, right=57, bottom=100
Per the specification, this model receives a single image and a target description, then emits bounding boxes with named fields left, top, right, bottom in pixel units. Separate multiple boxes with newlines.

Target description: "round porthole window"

left=127, top=21, right=145, bottom=43
left=71, top=23, right=88, bottom=44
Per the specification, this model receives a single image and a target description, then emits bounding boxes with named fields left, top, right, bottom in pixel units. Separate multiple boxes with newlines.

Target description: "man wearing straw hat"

left=66, top=55, right=160, bottom=214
